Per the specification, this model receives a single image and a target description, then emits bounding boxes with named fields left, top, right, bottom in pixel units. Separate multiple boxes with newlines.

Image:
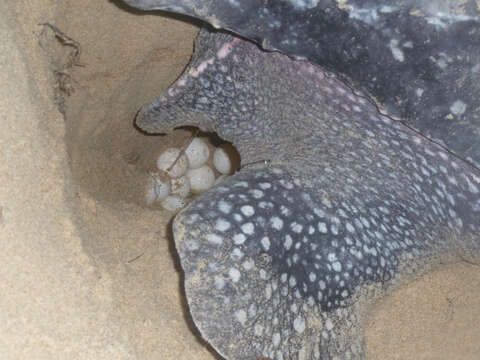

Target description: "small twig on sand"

left=127, top=253, right=144, bottom=263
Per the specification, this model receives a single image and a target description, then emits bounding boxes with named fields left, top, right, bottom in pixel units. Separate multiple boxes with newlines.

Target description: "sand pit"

left=1, top=1, right=479, bottom=359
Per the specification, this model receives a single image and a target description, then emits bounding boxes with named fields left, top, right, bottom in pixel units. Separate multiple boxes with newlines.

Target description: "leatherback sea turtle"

left=121, top=1, right=480, bottom=359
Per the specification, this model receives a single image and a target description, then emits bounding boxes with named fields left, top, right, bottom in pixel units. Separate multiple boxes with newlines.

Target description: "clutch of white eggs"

left=145, top=138, right=235, bottom=211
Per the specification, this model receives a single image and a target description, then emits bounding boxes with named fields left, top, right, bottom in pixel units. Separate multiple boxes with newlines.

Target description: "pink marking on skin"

left=347, top=94, right=358, bottom=103
left=190, top=57, right=215, bottom=77
left=305, top=64, right=315, bottom=74
left=298, top=63, right=325, bottom=80
left=218, top=43, right=233, bottom=58
left=438, top=151, right=449, bottom=161
left=217, top=38, right=240, bottom=59
left=167, top=78, right=188, bottom=97
left=323, top=86, right=333, bottom=94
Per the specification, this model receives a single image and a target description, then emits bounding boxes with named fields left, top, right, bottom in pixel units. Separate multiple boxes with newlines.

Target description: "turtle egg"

left=161, top=195, right=188, bottom=212
left=214, top=174, right=228, bottom=185
left=213, top=147, right=232, bottom=175
left=156, top=147, right=188, bottom=178
left=185, top=138, right=210, bottom=169
left=171, top=175, right=191, bottom=198
left=186, top=165, right=215, bottom=193
left=145, top=186, right=157, bottom=206
left=145, top=172, right=171, bottom=205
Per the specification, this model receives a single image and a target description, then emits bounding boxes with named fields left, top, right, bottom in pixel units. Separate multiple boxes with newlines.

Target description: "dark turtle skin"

left=122, top=0, right=480, bottom=168
left=119, top=1, right=480, bottom=359
left=130, top=28, right=480, bottom=359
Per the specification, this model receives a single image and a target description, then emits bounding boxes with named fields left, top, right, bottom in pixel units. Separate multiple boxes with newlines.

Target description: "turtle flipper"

left=134, top=30, right=235, bottom=135
left=173, top=165, right=368, bottom=360
left=173, top=160, right=480, bottom=360
left=126, top=0, right=480, bottom=168
left=137, top=28, right=480, bottom=360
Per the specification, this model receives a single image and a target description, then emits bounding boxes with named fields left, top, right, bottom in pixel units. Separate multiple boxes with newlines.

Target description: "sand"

left=1, top=0, right=479, bottom=359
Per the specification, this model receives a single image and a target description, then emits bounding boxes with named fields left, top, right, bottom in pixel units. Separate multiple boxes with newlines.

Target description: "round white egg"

left=145, top=185, right=157, bottom=206
left=161, top=195, right=188, bottom=212
left=186, top=165, right=216, bottom=193
left=171, top=176, right=191, bottom=198
left=156, top=147, right=188, bottom=178
left=214, top=174, right=228, bottom=185
left=213, top=147, right=232, bottom=175
left=145, top=172, right=171, bottom=205
left=185, top=138, right=210, bottom=169
left=153, top=174, right=171, bottom=200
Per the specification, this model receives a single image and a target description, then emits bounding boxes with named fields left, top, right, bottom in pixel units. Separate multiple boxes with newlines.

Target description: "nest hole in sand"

left=40, top=6, right=240, bottom=211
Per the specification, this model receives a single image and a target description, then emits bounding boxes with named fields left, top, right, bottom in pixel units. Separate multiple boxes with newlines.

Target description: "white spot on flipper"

left=272, top=332, right=281, bottom=347
left=250, top=189, right=264, bottom=199
left=332, top=261, right=342, bottom=272
left=214, top=276, right=225, bottom=289
left=233, top=233, right=246, bottom=245
left=241, top=205, right=255, bottom=217
left=270, top=216, right=284, bottom=230
left=231, top=248, right=244, bottom=261
left=346, top=222, right=355, bottom=233
left=290, top=222, right=303, bottom=233
left=261, top=236, right=271, bottom=251
left=215, top=219, right=231, bottom=232
left=284, top=235, right=293, bottom=250
left=319, top=280, right=326, bottom=290
left=241, top=222, right=255, bottom=235
left=286, top=0, right=319, bottom=10
left=294, top=316, right=306, bottom=334
left=450, top=100, right=467, bottom=115
left=218, top=200, right=232, bottom=214
left=254, top=323, right=264, bottom=336
left=206, top=234, right=223, bottom=245
left=242, top=258, right=254, bottom=271
left=184, top=239, right=199, bottom=251
left=229, top=267, right=241, bottom=282
left=318, top=222, right=328, bottom=233
left=259, top=182, right=271, bottom=190
left=313, top=208, right=325, bottom=217
left=388, top=39, right=404, bottom=62
left=234, top=309, right=247, bottom=325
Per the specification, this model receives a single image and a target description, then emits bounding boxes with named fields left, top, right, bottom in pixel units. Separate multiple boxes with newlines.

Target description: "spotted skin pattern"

left=138, top=29, right=480, bottom=359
